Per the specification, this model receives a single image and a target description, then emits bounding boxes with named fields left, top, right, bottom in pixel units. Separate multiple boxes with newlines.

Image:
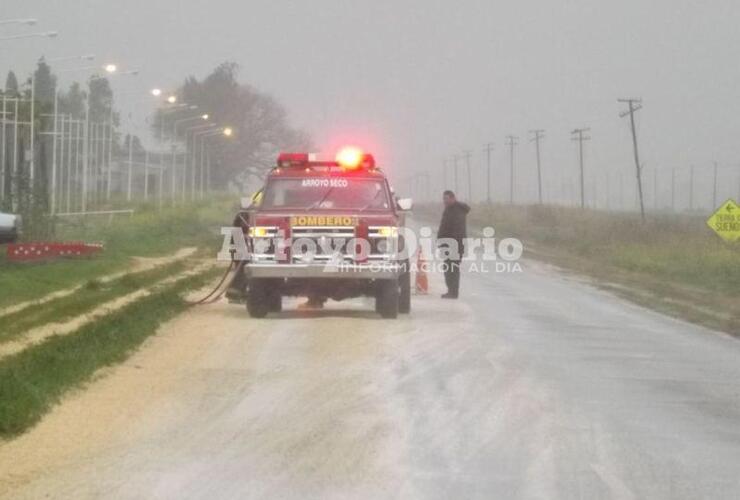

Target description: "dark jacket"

left=437, top=201, right=470, bottom=244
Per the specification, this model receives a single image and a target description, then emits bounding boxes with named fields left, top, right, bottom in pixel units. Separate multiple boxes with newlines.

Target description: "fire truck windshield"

left=261, top=178, right=391, bottom=211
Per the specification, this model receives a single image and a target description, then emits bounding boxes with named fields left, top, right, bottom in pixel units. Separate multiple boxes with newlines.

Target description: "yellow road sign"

left=706, top=199, right=740, bottom=242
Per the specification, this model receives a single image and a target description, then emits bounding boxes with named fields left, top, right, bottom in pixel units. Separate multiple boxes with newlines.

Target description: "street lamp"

left=172, top=113, right=210, bottom=202
left=196, top=127, right=235, bottom=197
left=48, top=55, right=100, bottom=214
left=0, top=18, right=38, bottom=26
left=0, top=31, right=57, bottom=41
left=182, top=121, right=218, bottom=200
left=151, top=88, right=162, bottom=97
left=81, top=67, right=139, bottom=211
left=49, top=54, right=94, bottom=63
left=0, top=31, right=60, bottom=196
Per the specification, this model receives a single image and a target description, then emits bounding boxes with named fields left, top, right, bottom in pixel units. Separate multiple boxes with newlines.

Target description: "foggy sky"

left=2, top=0, right=739, bottom=206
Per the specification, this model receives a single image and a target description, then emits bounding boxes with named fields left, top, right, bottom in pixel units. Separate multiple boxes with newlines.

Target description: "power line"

left=571, top=127, right=590, bottom=208
left=462, top=150, right=473, bottom=202
left=453, top=154, right=459, bottom=194
left=618, top=98, right=645, bottom=221
left=482, top=142, right=494, bottom=204
left=505, top=135, right=519, bottom=204
left=529, top=130, right=545, bottom=204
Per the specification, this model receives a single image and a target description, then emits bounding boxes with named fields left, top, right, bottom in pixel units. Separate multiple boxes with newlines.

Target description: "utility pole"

left=571, top=128, right=591, bottom=208
left=127, top=133, right=134, bottom=201
left=442, top=157, right=447, bottom=192
left=462, top=150, right=472, bottom=202
left=671, top=167, right=676, bottom=212
left=1, top=95, right=7, bottom=204
left=483, top=142, right=494, bottom=204
left=712, top=161, right=718, bottom=208
left=529, top=130, right=545, bottom=204
left=689, top=165, right=694, bottom=212
left=453, top=154, right=459, bottom=194
left=618, top=98, right=645, bottom=221
left=144, top=149, right=150, bottom=200
left=653, top=168, right=658, bottom=211
left=505, top=135, right=518, bottom=204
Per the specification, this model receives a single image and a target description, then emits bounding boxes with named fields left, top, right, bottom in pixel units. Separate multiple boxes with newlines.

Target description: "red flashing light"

left=336, top=146, right=364, bottom=169
left=336, top=146, right=375, bottom=170
left=275, top=149, right=376, bottom=170
left=277, top=153, right=309, bottom=168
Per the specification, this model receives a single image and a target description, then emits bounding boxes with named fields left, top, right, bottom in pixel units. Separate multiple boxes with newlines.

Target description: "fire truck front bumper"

left=245, top=262, right=401, bottom=280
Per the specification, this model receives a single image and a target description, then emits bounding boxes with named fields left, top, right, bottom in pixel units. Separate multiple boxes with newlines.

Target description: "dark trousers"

left=444, top=258, right=462, bottom=297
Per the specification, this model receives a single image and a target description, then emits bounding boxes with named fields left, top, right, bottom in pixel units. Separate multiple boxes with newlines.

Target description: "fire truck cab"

left=242, top=148, right=412, bottom=318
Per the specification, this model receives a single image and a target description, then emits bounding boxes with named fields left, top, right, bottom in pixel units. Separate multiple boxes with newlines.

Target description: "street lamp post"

left=81, top=67, right=137, bottom=211
left=177, top=118, right=212, bottom=200
left=0, top=31, right=57, bottom=41
left=0, top=19, right=37, bottom=26
left=48, top=55, right=96, bottom=214
left=172, top=114, right=208, bottom=202
left=190, top=125, right=220, bottom=198
left=153, top=102, right=197, bottom=204
left=172, top=115, right=208, bottom=202
left=197, top=127, right=234, bottom=197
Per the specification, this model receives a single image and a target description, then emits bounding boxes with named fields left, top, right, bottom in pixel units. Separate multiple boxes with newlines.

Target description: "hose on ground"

left=186, top=260, right=242, bottom=306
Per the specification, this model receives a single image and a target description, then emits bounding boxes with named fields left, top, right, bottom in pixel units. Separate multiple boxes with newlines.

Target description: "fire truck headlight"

left=248, top=226, right=271, bottom=238
left=376, top=226, right=398, bottom=238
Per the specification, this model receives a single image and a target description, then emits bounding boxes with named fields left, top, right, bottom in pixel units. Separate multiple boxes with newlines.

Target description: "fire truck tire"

left=246, top=281, right=270, bottom=318
left=268, top=291, right=282, bottom=312
left=376, top=279, right=399, bottom=319
left=398, top=261, right=411, bottom=314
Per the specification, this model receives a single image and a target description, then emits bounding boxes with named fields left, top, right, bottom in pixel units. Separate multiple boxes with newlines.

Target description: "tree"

left=5, top=71, right=19, bottom=96
left=58, top=82, right=86, bottom=118
left=33, top=58, right=56, bottom=109
left=154, top=62, right=311, bottom=192
left=88, top=76, right=114, bottom=123
left=122, top=134, right=146, bottom=157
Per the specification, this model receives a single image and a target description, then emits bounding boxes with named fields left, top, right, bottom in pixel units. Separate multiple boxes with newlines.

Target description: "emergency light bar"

left=276, top=153, right=310, bottom=168
left=276, top=149, right=376, bottom=170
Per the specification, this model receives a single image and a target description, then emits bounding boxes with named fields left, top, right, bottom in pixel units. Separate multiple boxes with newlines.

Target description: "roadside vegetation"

left=0, top=196, right=234, bottom=437
left=478, top=204, right=739, bottom=334
left=0, top=196, right=233, bottom=310
left=420, top=204, right=739, bottom=334
left=0, top=260, right=188, bottom=344
left=0, top=270, right=218, bottom=437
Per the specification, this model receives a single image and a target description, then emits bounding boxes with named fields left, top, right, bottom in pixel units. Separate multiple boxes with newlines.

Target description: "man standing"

left=437, top=190, right=470, bottom=299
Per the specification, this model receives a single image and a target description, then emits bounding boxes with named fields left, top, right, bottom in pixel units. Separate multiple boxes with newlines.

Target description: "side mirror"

left=397, top=198, right=413, bottom=211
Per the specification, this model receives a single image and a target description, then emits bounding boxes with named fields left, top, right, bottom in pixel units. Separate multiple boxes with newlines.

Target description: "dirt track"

left=2, top=259, right=740, bottom=499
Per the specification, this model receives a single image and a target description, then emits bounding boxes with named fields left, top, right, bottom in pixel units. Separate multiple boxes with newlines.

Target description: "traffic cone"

left=414, top=248, right=429, bottom=295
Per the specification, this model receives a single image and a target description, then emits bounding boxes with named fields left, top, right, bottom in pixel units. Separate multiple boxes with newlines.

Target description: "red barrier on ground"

left=6, top=242, right=104, bottom=262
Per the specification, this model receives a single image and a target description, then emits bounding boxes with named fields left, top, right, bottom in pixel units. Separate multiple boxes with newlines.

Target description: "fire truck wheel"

left=376, top=279, right=399, bottom=319
left=268, top=290, right=282, bottom=312
left=398, top=261, right=411, bottom=314
left=246, top=281, right=270, bottom=318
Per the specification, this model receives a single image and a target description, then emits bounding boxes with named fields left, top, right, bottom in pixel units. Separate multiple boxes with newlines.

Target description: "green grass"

left=418, top=203, right=740, bottom=333
left=0, top=268, right=219, bottom=437
left=0, top=260, right=188, bottom=343
left=457, top=204, right=740, bottom=295
left=0, top=196, right=234, bottom=310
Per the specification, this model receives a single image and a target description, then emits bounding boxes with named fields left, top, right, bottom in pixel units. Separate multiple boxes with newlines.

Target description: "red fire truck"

left=241, top=147, right=412, bottom=318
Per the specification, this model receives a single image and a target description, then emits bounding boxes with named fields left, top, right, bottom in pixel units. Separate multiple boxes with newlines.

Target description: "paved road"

left=2, top=252, right=740, bottom=499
